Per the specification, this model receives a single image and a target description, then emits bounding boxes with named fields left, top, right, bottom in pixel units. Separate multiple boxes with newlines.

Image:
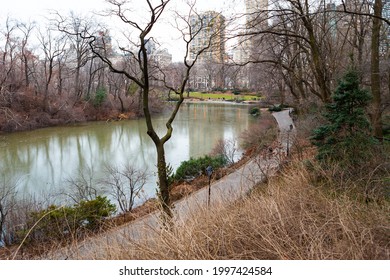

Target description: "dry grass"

left=79, top=153, right=389, bottom=260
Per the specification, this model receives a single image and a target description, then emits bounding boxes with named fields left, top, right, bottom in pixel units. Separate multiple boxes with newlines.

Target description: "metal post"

left=287, top=124, right=293, bottom=157
left=286, top=129, right=290, bottom=157
left=208, top=177, right=211, bottom=207
left=206, top=166, right=213, bottom=207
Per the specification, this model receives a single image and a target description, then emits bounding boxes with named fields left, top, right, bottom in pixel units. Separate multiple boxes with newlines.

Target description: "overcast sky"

left=1, top=0, right=233, bottom=19
left=1, top=0, right=244, bottom=61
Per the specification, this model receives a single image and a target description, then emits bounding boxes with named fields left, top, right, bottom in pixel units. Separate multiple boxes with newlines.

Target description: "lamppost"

left=206, top=165, right=213, bottom=207
left=287, top=124, right=293, bottom=157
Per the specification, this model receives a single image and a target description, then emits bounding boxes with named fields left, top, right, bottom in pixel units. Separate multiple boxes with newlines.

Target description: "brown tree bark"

left=371, top=0, right=383, bottom=140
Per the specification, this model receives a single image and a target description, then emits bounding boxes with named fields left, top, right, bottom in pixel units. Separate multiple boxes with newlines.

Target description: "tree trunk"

left=57, top=63, right=63, bottom=96
left=75, top=57, right=82, bottom=99
left=371, top=0, right=383, bottom=140
left=156, top=143, right=172, bottom=221
left=23, top=54, right=29, bottom=87
left=293, top=0, right=331, bottom=103
left=145, top=112, right=173, bottom=224
left=118, top=94, right=125, bottom=113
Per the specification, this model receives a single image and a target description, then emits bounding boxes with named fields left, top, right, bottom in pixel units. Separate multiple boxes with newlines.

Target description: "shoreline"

left=182, top=98, right=262, bottom=105
left=0, top=99, right=266, bottom=135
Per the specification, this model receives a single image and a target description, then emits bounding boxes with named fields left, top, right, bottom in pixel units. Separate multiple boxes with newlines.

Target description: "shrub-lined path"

left=43, top=109, right=295, bottom=259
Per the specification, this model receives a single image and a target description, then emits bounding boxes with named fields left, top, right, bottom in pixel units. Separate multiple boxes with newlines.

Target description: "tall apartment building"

left=384, top=0, right=390, bottom=39
left=153, top=48, right=172, bottom=66
left=384, top=0, right=390, bottom=19
left=188, top=11, right=226, bottom=63
left=245, top=0, right=269, bottom=29
left=144, top=38, right=172, bottom=66
left=233, top=0, right=268, bottom=64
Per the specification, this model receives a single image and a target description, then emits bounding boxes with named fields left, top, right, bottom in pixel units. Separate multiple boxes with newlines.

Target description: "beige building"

left=245, top=0, right=268, bottom=29
left=188, top=11, right=226, bottom=63
left=152, top=48, right=172, bottom=67
left=233, top=0, right=268, bottom=64
left=230, top=0, right=268, bottom=88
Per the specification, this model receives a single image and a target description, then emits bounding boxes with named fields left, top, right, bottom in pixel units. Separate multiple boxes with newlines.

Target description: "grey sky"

left=1, top=0, right=244, bottom=61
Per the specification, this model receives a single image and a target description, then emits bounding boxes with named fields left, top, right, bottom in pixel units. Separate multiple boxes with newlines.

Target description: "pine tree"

left=311, top=69, right=377, bottom=165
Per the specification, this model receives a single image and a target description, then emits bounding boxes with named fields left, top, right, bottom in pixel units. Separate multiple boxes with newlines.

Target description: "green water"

left=0, top=102, right=254, bottom=202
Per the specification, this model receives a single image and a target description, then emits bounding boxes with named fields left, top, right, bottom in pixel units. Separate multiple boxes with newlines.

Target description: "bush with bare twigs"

left=0, top=176, right=18, bottom=246
left=103, top=163, right=148, bottom=213
left=240, top=111, right=278, bottom=153
left=210, top=138, right=238, bottom=165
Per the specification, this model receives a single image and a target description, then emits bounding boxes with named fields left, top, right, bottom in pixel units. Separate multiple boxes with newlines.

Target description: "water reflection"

left=0, top=103, right=254, bottom=202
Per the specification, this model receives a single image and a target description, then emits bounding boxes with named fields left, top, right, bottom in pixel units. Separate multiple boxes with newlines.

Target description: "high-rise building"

left=153, top=48, right=172, bottom=66
left=384, top=0, right=390, bottom=18
left=145, top=38, right=157, bottom=55
left=233, top=35, right=251, bottom=64
left=188, top=11, right=226, bottom=63
left=384, top=0, right=390, bottom=39
left=233, top=0, right=268, bottom=64
left=380, top=0, right=390, bottom=54
left=96, top=30, right=113, bottom=56
left=144, top=38, right=172, bottom=66
left=245, top=0, right=268, bottom=29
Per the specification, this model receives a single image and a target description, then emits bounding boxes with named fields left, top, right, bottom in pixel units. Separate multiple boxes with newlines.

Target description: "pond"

left=0, top=102, right=256, bottom=204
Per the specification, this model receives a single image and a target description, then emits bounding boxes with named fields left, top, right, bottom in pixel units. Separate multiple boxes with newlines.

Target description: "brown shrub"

left=240, top=110, right=278, bottom=151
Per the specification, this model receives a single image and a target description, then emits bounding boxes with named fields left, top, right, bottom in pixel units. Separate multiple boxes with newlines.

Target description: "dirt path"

left=42, top=110, right=295, bottom=259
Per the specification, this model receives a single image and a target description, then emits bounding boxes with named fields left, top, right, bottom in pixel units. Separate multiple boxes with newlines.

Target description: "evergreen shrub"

left=23, top=196, right=116, bottom=243
left=174, top=155, right=227, bottom=181
left=94, top=87, right=107, bottom=107
left=311, top=68, right=377, bottom=165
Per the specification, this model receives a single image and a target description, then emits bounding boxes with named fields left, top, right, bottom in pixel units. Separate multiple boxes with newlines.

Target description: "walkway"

left=43, top=109, right=295, bottom=259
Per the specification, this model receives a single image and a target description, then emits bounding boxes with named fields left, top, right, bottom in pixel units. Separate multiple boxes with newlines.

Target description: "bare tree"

left=211, top=138, right=238, bottom=165
left=62, top=166, right=103, bottom=204
left=54, top=37, right=70, bottom=97
left=17, top=21, right=35, bottom=88
left=228, top=0, right=389, bottom=132
left=103, top=164, right=147, bottom=213
left=36, top=26, right=67, bottom=111
left=106, top=67, right=132, bottom=112
left=54, top=11, right=97, bottom=100
left=337, top=0, right=388, bottom=139
left=71, top=0, right=222, bottom=221
left=0, top=17, right=18, bottom=99
left=0, top=176, right=18, bottom=246
left=370, top=0, right=384, bottom=139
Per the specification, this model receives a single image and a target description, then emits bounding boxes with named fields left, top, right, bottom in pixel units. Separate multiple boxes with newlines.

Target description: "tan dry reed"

left=78, top=158, right=389, bottom=260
